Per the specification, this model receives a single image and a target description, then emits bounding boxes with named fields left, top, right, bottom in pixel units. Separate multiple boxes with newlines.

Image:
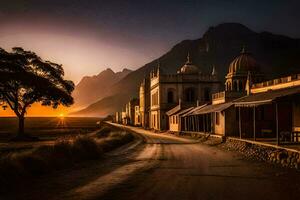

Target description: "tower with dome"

left=225, top=47, right=264, bottom=92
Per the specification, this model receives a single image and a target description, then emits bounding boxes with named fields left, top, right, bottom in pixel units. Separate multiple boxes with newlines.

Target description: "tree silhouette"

left=0, top=47, right=74, bottom=139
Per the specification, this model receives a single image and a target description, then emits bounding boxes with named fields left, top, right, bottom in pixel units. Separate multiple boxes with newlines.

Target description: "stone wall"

left=219, top=138, right=300, bottom=169
left=179, top=131, right=300, bottom=170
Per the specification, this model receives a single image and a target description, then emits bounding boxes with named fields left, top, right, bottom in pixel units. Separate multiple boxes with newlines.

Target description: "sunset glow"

left=0, top=103, right=71, bottom=117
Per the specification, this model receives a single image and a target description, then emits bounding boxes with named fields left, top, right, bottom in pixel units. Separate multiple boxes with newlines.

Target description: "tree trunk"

left=18, top=115, right=25, bottom=137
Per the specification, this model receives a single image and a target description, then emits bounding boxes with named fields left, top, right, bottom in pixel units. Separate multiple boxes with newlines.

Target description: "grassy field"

left=0, top=117, right=102, bottom=141
left=0, top=124, right=134, bottom=192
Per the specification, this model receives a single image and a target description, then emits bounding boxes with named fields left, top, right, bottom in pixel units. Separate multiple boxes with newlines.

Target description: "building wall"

left=139, top=79, right=150, bottom=128
left=213, top=112, right=225, bottom=135
left=225, top=107, right=239, bottom=136
left=150, top=71, right=221, bottom=131
left=150, top=110, right=159, bottom=130
left=293, top=100, right=300, bottom=131
left=211, top=107, right=238, bottom=136
left=134, top=105, right=141, bottom=126
left=121, top=112, right=127, bottom=125
left=139, top=84, right=145, bottom=126
left=115, top=112, right=122, bottom=123
left=150, top=77, right=160, bottom=129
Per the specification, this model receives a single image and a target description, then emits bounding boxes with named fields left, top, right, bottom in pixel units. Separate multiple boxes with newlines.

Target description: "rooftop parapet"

left=251, top=74, right=300, bottom=94
left=212, top=91, right=246, bottom=105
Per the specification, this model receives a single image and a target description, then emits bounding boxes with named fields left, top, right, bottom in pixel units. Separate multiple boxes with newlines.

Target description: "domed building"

left=225, top=48, right=264, bottom=92
left=145, top=53, right=221, bottom=131
left=178, top=53, right=200, bottom=74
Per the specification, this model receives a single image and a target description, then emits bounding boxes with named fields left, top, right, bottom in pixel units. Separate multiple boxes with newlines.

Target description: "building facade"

left=139, top=78, right=150, bottom=128
left=182, top=48, right=264, bottom=136
left=134, top=105, right=141, bottom=126
left=150, top=55, right=221, bottom=131
left=234, top=74, right=300, bottom=143
left=115, top=111, right=122, bottom=123
left=124, top=98, right=139, bottom=125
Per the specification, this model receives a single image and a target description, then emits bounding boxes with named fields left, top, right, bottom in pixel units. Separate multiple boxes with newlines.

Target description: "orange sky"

left=0, top=20, right=166, bottom=117
left=0, top=103, right=71, bottom=117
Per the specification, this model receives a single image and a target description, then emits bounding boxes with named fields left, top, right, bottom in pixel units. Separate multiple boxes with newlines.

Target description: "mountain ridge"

left=72, top=22, right=300, bottom=117
left=72, top=67, right=132, bottom=108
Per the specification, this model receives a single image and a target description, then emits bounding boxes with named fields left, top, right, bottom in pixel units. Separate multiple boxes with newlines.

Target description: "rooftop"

left=251, top=74, right=300, bottom=93
left=235, top=85, right=300, bottom=106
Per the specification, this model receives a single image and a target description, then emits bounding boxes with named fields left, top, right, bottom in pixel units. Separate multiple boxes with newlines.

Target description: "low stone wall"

left=157, top=129, right=300, bottom=170
left=177, top=131, right=300, bottom=170
left=218, top=137, right=300, bottom=170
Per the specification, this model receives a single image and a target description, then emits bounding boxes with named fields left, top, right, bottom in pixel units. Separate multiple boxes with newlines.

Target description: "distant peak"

left=122, top=68, right=132, bottom=72
left=105, top=68, right=114, bottom=73
left=205, top=22, right=254, bottom=36
left=215, top=22, right=250, bottom=29
left=96, top=68, right=115, bottom=76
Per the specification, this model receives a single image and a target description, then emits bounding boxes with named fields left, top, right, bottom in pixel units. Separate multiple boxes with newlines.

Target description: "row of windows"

left=170, top=115, right=178, bottom=124
left=167, top=87, right=211, bottom=103
left=226, top=80, right=245, bottom=92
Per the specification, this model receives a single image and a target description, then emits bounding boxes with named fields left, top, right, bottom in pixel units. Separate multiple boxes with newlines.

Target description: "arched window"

left=233, top=81, right=238, bottom=91
left=167, top=89, right=174, bottom=103
left=239, top=81, right=244, bottom=91
left=185, top=87, right=196, bottom=102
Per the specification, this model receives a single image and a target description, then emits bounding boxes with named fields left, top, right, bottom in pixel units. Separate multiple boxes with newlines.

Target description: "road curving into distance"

left=4, top=123, right=300, bottom=200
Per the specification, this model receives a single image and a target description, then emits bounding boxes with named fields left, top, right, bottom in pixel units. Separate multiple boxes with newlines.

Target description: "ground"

left=2, top=123, right=300, bottom=200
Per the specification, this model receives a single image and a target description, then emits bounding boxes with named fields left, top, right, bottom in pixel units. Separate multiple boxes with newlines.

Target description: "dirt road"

left=4, top=124, right=300, bottom=200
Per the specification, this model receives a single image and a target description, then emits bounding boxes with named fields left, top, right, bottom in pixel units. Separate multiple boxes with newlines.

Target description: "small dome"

left=228, top=48, right=260, bottom=75
left=179, top=54, right=200, bottom=74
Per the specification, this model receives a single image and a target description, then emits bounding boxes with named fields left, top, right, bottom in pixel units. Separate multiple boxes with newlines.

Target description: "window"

left=236, top=107, right=239, bottom=120
left=152, top=114, right=156, bottom=127
left=239, top=81, right=244, bottom=91
left=215, top=112, right=220, bottom=125
left=204, top=88, right=211, bottom=101
left=185, top=87, right=196, bottom=102
left=233, top=81, right=238, bottom=91
left=151, top=91, right=158, bottom=106
left=175, top=116, right=178, bottom=124
left=167, top=89, right=174, bottom=103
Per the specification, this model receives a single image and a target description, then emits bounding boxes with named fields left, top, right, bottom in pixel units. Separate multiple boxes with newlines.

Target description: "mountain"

left=72, top=23, right=300, bottom=117
left=72, top=68, right=132, bottom=108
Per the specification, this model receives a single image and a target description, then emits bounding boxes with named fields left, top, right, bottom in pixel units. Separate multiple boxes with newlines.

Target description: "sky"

left=0, top=0, right=300, bottom=116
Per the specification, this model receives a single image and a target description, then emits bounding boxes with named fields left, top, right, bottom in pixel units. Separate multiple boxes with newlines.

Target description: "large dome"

left=179, top=54, right=200, bottom=74
left=228, top=48, right=260, bottom=75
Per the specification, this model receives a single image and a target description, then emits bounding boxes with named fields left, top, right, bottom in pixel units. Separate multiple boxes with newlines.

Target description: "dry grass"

left=0, top=126, right=134, bottom=191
